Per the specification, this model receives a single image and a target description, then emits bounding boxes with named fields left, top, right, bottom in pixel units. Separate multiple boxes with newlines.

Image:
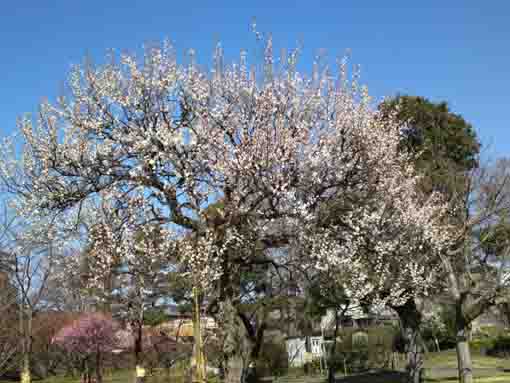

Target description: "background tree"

left=378, top=95, right=481, bottom=383
left=81, top=204, right=176, bottom=383
left=30, top=312, right=81, bottom=379
left=0, top=206, right=22, bottom=378
left=440, top=158, right=510, bottom=383
left=380, top=96, right=510, bottom=383
left=380, top=95, right=479, bottom=197
left=52, top=312, right=120, bottom=383
left=0, top=218, right=57, bottom=383
left=0, top=267, right=20, bottom=378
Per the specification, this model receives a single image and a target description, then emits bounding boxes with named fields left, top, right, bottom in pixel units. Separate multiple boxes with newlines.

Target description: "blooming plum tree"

left=0, top=32, right=452, bottom=383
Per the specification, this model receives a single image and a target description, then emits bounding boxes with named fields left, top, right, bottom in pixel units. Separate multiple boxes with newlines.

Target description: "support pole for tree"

left=192, top=286, right=206, bottom=383
left=135, top=276, right=145, bottom=383
left=20, top=299, right=32, bottom=383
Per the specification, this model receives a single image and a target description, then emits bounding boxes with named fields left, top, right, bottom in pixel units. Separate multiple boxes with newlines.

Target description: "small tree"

left=52, top=312, right=120, bottom=383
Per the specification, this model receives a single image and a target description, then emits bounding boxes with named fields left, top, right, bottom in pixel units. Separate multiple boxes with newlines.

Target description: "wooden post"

left=192, top=286, right=206, bottom=383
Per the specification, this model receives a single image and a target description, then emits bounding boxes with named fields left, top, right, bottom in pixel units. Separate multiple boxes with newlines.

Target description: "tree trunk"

left=249, top=321, right=266, bottom=383
left=328, top=311, right=340, bottom=383
left=224, top=355, right=245, bottom=383
left=434, top=337, right=440, bottom=353
left=20, top=303, right=32, bottom=383
left=393, top=299, right=423, bottom=383
left=83, top=358, right=90, bottom=383
left=192, top=287, right=206, bottom=383
left=21, top=352, right=31, bottom=383
left=134, top=320, right=143, bottom=383
left=220, top=299, right=253, bottom=383
left=403, top=326, right=422, bottom=383
left=95, top=350, right=102, bottom=383
left=456, top=313, right=473, bottom=383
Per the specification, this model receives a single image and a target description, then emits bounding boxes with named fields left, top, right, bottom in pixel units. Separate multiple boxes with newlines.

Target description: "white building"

left=286, top=336, right=325, bottom=367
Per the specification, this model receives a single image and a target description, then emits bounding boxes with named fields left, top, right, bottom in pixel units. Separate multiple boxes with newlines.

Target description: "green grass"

left=424, top=349, right=510, bottom=370
left=331, top=350, right=510, bottom=382
left=3, top=350, right=510, bottom=383
left=428, top=377, right=510, bottom=383
left=0, top=369, right=186, bottom=383
left=0, top=369, right=132, bottom=383
left=423, top=349, right=510, bottom=382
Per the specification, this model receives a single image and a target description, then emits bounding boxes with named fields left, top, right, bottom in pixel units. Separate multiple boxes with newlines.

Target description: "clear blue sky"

left=1, top=1, right=508, bottom=155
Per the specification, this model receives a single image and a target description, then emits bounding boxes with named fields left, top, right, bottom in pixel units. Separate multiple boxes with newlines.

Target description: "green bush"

left=309, top=358, right=322, bottom=374
left=328, top=349, right=369, bottom=374
left=474, top=326, right=505, bottom=340
left=471, top=338, right=495, bottom=354
left=437, top=306, right=457, bottom=350
left=420, top=306, right=457, bottom=351
left=256, top=340, right=288, bottom=377
left=487, top=334, right=510, bottom=357
left=329, top=326, right=398, bottom=373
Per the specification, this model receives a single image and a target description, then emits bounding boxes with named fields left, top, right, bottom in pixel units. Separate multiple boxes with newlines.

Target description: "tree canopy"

left=380, top=95, right=480, bottom=196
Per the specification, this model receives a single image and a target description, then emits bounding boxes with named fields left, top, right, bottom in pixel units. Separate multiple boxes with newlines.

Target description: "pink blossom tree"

left=52, top=312, right=120, bottom=383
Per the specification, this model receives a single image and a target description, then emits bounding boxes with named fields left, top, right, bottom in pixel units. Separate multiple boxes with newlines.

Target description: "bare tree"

left=0, top=206, right=21, bottom=378
left=0, top=263, right=20, bottom=378
left=441, top=158, right=510, bottom=383
left=0, top=212, right=57, bottom=383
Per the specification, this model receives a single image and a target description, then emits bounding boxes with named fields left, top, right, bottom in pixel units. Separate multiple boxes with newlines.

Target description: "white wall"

left=286, top=336, right=324, bottom=367
left=286, top=338, right=306, bottom=367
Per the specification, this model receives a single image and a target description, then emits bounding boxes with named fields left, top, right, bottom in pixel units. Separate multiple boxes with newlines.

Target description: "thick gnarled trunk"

left=450, top=288, right=492, bottom=383
left=220, top=299, right=263, bottom=383
left=402, top=326, right=423, bottom=383
left=133, top=319, right=144, bottom=383
left=95, top=350, right=103, bottom=383
left=393, top=299, right=423, bottom=383
left=224, top=355, right=246, bottom=383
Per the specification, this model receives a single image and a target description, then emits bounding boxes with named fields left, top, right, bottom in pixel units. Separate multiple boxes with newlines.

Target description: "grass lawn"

left=428, top=378, right=510, bottom=383
left=423, top=349, right=510, bottom=382
left=0, top=369, right=185, bottom=383
left=332, top=350, right=510, bottom=382
left=3, top=351, right=510, bottom=383
left=0, top=369, right=132, bottom=383
left=424, top=349, right=510, bottom=370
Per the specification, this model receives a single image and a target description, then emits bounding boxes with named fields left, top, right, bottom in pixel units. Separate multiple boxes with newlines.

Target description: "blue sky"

left=1, top=1, right=508, bottom=155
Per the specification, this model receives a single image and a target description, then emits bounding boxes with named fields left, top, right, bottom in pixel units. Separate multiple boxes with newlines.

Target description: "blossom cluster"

left=52, top=312, right=120, bottom=354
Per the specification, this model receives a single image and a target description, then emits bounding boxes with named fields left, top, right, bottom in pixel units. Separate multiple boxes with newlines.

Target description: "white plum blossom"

left=0, top=36, right=452, bottom=307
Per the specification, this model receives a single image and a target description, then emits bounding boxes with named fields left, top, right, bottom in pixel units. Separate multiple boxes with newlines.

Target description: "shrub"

left=437, top=305, right=457, bottom=350
left=256, top=340, right=288, bottom=377
left=487, top=334, right=510, bottom=357
left=329, top=349, right=369, bottom=374
left=471, top=338, right=495, bottom=355
left=331, top=326, right=398, bottom=373
left=420, top=306, right=457, bottom=351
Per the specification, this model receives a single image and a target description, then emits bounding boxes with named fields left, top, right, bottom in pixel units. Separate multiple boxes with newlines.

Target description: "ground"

left=2, top=350, right=510, bottom=382
left=423, top=349, right=510, bottom=382
left=328, top=350, right=510, bottom=382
